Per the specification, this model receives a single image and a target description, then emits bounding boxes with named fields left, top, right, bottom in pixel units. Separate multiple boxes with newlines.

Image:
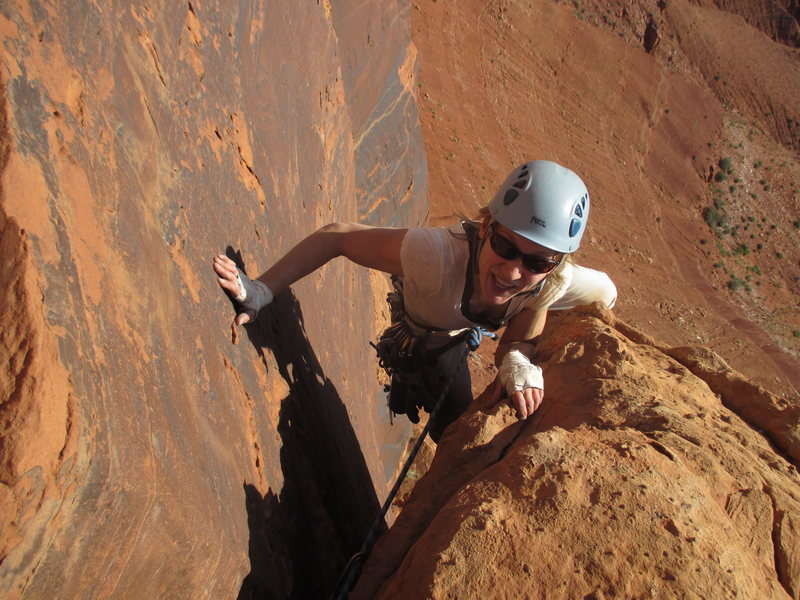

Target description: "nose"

left=497, top=257, right=525, bottom=281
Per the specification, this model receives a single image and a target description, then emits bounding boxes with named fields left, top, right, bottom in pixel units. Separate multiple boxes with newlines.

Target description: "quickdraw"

left=370, top=276, right=431, bottom=377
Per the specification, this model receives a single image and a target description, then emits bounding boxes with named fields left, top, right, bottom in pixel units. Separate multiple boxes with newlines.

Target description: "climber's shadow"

left=229, top=251, right=383, bottom=599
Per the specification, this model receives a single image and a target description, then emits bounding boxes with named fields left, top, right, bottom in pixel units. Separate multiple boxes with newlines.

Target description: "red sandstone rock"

left=354, top=306, right=800, bottom=599
left=0, top=2, right=423, bottom=598
left=2, top=0, right=799, bottom=598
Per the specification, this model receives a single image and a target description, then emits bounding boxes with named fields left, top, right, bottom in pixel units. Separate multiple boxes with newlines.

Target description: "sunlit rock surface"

left=0, top=1, right=425, bottom=598
left=354, top=305, right=800, bottom=599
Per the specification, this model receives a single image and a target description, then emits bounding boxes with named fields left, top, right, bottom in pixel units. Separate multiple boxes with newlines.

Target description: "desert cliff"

left=1, top=0, right=799, bottom=599
left=1, top=1, right=423, bottom=598
left=353, top=305, right=800, bottom=598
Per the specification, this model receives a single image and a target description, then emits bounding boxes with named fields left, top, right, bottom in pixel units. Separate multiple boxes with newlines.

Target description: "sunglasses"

left=488, top=223, right=562, bottom=274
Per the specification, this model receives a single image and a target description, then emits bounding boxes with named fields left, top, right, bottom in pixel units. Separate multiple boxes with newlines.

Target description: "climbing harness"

left=371, top=276, right=495, bottom=424
left=329, top=342, right=471, bottom=600
left=370, top=277, right=433, bottom=379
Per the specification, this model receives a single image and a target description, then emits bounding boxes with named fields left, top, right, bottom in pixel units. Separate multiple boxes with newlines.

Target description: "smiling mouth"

left=490, top=273, right=520, bottom=293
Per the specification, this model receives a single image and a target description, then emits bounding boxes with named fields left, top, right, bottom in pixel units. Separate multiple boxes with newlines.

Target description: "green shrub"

left=718, top=157, right=733, bottom=171
left=703, top=206, right=726, bottom=228
left=728, top=276, right=745, bottom=291
left=715, top=171, right=727, bottom=182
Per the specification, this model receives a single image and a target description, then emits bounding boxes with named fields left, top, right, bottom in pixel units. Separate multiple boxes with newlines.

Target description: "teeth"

left=492, top=274, right=516, bottom=290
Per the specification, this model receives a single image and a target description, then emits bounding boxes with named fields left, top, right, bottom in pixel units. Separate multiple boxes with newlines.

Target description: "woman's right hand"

left=213, top=255, right=253, bottom=325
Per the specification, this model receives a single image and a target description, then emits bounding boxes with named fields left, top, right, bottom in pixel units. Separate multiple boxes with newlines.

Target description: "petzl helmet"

left=488, top=160, right=590, bottom=253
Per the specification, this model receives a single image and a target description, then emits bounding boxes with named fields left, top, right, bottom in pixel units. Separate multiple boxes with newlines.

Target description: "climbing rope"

left=329, top=342, right=474, bottom=600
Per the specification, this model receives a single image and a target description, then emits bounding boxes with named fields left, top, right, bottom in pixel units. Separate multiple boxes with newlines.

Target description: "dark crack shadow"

left=229, top=251, right=384, bottom=599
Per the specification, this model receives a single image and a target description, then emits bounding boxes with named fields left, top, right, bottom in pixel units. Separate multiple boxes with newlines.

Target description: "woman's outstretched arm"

left=214, top=223, right=407, bottom=324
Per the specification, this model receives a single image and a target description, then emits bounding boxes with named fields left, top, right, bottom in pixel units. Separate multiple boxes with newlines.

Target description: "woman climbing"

left=213, top=160, right=617, bottom=442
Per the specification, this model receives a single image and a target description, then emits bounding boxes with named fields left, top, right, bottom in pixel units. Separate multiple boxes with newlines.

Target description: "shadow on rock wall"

left=230, top=252, right=384, bottom=599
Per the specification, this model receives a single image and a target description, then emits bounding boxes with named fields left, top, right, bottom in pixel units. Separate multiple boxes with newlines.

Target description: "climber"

left=213, top=160, right=616, bottom=442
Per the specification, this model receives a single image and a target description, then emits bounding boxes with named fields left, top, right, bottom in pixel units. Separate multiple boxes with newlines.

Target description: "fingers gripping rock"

left=498, top=350, right=543, bottom=397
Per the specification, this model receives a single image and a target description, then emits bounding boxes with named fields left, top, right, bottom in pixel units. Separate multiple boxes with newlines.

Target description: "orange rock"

left=354, top=307, right=800, bottom=599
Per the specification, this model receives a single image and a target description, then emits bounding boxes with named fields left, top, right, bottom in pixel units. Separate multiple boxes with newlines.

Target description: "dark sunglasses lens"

left=490, top=225, right=559, bottom=273
left=522, top=256, right=557, bottom=273
left=490, top=231, right=518, bottom=260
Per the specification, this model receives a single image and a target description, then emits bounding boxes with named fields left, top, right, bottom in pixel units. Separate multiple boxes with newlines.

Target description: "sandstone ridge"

left=354, top=304, right=800, bottom=599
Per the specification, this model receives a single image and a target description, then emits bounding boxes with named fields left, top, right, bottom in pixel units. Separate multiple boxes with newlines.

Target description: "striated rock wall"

left=354, top=305, right=800, bottom=599
left=0, top=1, right=425, bottom=598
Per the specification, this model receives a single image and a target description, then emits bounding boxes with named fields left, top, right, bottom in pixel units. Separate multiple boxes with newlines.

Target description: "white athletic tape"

left=498, top=350, right=543, bottom=397
left=235, top=274, right=248, bottom=302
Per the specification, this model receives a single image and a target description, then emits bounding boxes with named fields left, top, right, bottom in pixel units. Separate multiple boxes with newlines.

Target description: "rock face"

left=353, top=305, right=800, bottom=599
left=0, top=1, right=425, bottom=598
left=3, top=0, right=799, bottom=598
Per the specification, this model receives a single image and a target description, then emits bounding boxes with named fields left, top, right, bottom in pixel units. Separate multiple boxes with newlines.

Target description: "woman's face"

left=476, top=220, right=561, bottom=307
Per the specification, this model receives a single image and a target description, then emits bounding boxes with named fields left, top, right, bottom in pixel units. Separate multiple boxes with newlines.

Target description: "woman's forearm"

left=495, top=341, right=537, bottom=367
left=256, top=223, right=347, bottom=296
left=256, top=222, right=406, bottom=296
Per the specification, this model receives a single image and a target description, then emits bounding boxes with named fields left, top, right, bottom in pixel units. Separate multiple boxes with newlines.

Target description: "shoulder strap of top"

left=458, top=222, right=505, bottom=331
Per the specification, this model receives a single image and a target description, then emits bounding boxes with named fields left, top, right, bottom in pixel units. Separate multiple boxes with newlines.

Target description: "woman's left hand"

left=490, top=379, right=544, bottom=420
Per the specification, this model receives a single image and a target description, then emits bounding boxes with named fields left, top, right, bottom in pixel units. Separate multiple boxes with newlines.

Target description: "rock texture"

left=0, top=1, right=424, bottom=598
left=2, top=0, right=799, bottom=598
left=353, top=305, right=800, bottom=599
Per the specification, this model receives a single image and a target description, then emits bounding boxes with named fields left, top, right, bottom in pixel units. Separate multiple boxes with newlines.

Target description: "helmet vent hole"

left=503, top=189, right=519, bottom=206
left=569, top=219, right=581, bottom=237
left=574, top=204, right=583, bottom=218
left=513, top=179, right=527, bottom=189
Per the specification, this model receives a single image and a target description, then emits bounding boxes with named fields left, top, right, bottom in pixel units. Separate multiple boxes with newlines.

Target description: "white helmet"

left=488, top=161, right=590, bottom=253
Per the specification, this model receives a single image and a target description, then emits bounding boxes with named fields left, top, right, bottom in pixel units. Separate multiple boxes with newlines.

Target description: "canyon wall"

left=2, top=0, right=799, bottom=598
left=0, top=1, right=425, bottom=598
